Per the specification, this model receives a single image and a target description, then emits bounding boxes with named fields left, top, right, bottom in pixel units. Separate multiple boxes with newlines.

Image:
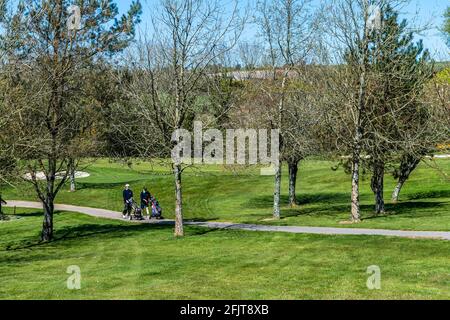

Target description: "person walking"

left=140, top=187, right=152, bottom=219
left=122, top=184, right=133, bottom=219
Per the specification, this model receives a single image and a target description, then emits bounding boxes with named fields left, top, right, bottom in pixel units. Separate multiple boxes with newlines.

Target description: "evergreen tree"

left=1, top=0, right=141, bottom=241
left=365, top=5, right=433, bottom=212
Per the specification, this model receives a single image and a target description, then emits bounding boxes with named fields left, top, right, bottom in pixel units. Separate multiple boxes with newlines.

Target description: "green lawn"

left=0, top=208, right=449, bottom=299
left=3, top=158, right=450, bottom=231
left=1, top=159, right=449, bottom=299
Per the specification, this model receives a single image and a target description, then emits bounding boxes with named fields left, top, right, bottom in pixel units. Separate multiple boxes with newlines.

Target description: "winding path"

left=4, top=200, right=450, bottom=241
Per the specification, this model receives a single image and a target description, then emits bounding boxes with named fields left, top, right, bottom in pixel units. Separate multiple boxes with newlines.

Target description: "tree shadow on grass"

left=55, top=222, right=170, bottom=241
left=2, top=218, right=225, bottom=255
left=5, top=210, right=43, bottom=218
left=296, top=193, right=350, bottom=205
left=244, top=192, right=349, bottom=210
left=253, top=199, right=448, bottom=222
left=185, top=217, right=220, bottom=223
left=3, top=222, right=173, bottom=253
left=186, top=226, right=223, bottom=237
left=280, top=204, right=350, bottom=219
left=76, top=179, right=146, bottom=191
left=405, top=189, right=450, bottom=201
left=362, top=201, right=448, bottom=220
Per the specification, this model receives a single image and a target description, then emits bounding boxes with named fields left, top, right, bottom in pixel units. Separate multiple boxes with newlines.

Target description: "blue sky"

left=118, top=0, right=449, bottom=61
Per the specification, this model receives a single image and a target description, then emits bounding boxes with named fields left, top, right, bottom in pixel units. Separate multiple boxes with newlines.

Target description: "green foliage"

left=362, top=5, right=434, bottom=171
left=3, top=0, right=142, bottom=57
left=436, top=67, right=450, bottom=85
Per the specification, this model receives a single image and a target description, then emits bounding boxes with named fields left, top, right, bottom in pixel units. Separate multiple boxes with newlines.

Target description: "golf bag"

left=124, top=199, right=143, bottom=220
left=150, top=197, right=163, bottom=219
left=131, top=199, right=144, bottom=220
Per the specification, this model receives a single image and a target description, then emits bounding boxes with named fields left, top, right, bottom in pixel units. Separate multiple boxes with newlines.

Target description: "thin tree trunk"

left=392, top=179, right=405, bottom=203
left=351, top=71, right=365, bottom=223
left=371, top=160, right=385, bottom=214
left=350, top=0, right=371, bottom=222
left=41, top=197, right=54, bottom=241
left=69, top=158, right=76, bottom=192
left=351, top=77, right=365, bottom=222
left=273, top=71, right=288, bottom=219
left=350, top=21, right=370, bottom=222
left=174, top=164, right=184, bottom=237
left=288, top=160, right=299, bottom=207
left=41, top=151, right=57, bottom=241
left=273, top=162, right=282, bottom=219
left=392, top=155, right=421, bottom=202
left=351, top=144, right=361, bottom=222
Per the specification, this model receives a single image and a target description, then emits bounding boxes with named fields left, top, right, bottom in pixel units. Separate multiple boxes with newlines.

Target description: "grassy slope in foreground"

left=2, top=159, right=449, bottom=231
left=0, top=208, right=449, bottom=300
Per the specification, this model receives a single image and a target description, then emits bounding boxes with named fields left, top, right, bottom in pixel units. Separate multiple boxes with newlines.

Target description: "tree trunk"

left=273, top=71, right=288, bottom=220
left=69, top=159, right=76, bottom=192
left=41, top=198, right=54, bottom=241
left=288, top=160, right=299, bottom=207
left=351, top=69, right=366, bottom=222
left=351, top=70, right=364, bottom=222
left=351, top=145, right=361, bottom=222
left=41, top=154, right=57, bottom=241
left=174, top=164, right=184, bottom=237
left=392, top=179, right=405, bottom=203
left=371, top=160, right=385, bottom=214
left=350, top=5, right=370, bottom=223
left=0, top=195, right=4, bottom=220
left=273, top=162, right=282, bottom=219
left=392, top=155, right=421, bottom=202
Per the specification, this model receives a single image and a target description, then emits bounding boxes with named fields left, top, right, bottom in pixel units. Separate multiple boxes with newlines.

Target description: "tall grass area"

left=0, top=208, right=449, bottom=299
left=2, top=159, right=449, bottom=231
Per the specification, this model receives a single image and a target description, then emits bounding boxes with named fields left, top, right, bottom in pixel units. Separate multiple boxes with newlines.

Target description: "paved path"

left=5, top=200, right=450, bottom=241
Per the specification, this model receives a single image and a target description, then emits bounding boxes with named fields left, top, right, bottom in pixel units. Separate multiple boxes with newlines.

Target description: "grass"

left=0, top=158, right=449, bottom=299
left=2, top=158, right=449, bottom=231
left=0, top=208, right=449, bottom=300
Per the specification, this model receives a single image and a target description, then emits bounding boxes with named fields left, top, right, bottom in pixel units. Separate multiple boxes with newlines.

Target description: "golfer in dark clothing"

left=122, top=184, right=133, bottom=219
left=140, top=187, right=151, bottom=219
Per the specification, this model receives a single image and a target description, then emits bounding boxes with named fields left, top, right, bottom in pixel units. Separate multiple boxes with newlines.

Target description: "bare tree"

left=1, top=0, right=141, bottom=241
left=0, top=95, right=17, bottom=219
left=115, top=0, right=245, bottom=236
left=256, top=0, right=320, bottom=218
left=391, top=66, right=450, bottom=201
left=324, top=0, right=393, bottom=221
left=324, top=0, right=445, bottom=218
left=391, top=153, right=421, bottom=202
left=237, top=40, right=265, bottom=70
left=363, top=4, right=434, bottom=214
